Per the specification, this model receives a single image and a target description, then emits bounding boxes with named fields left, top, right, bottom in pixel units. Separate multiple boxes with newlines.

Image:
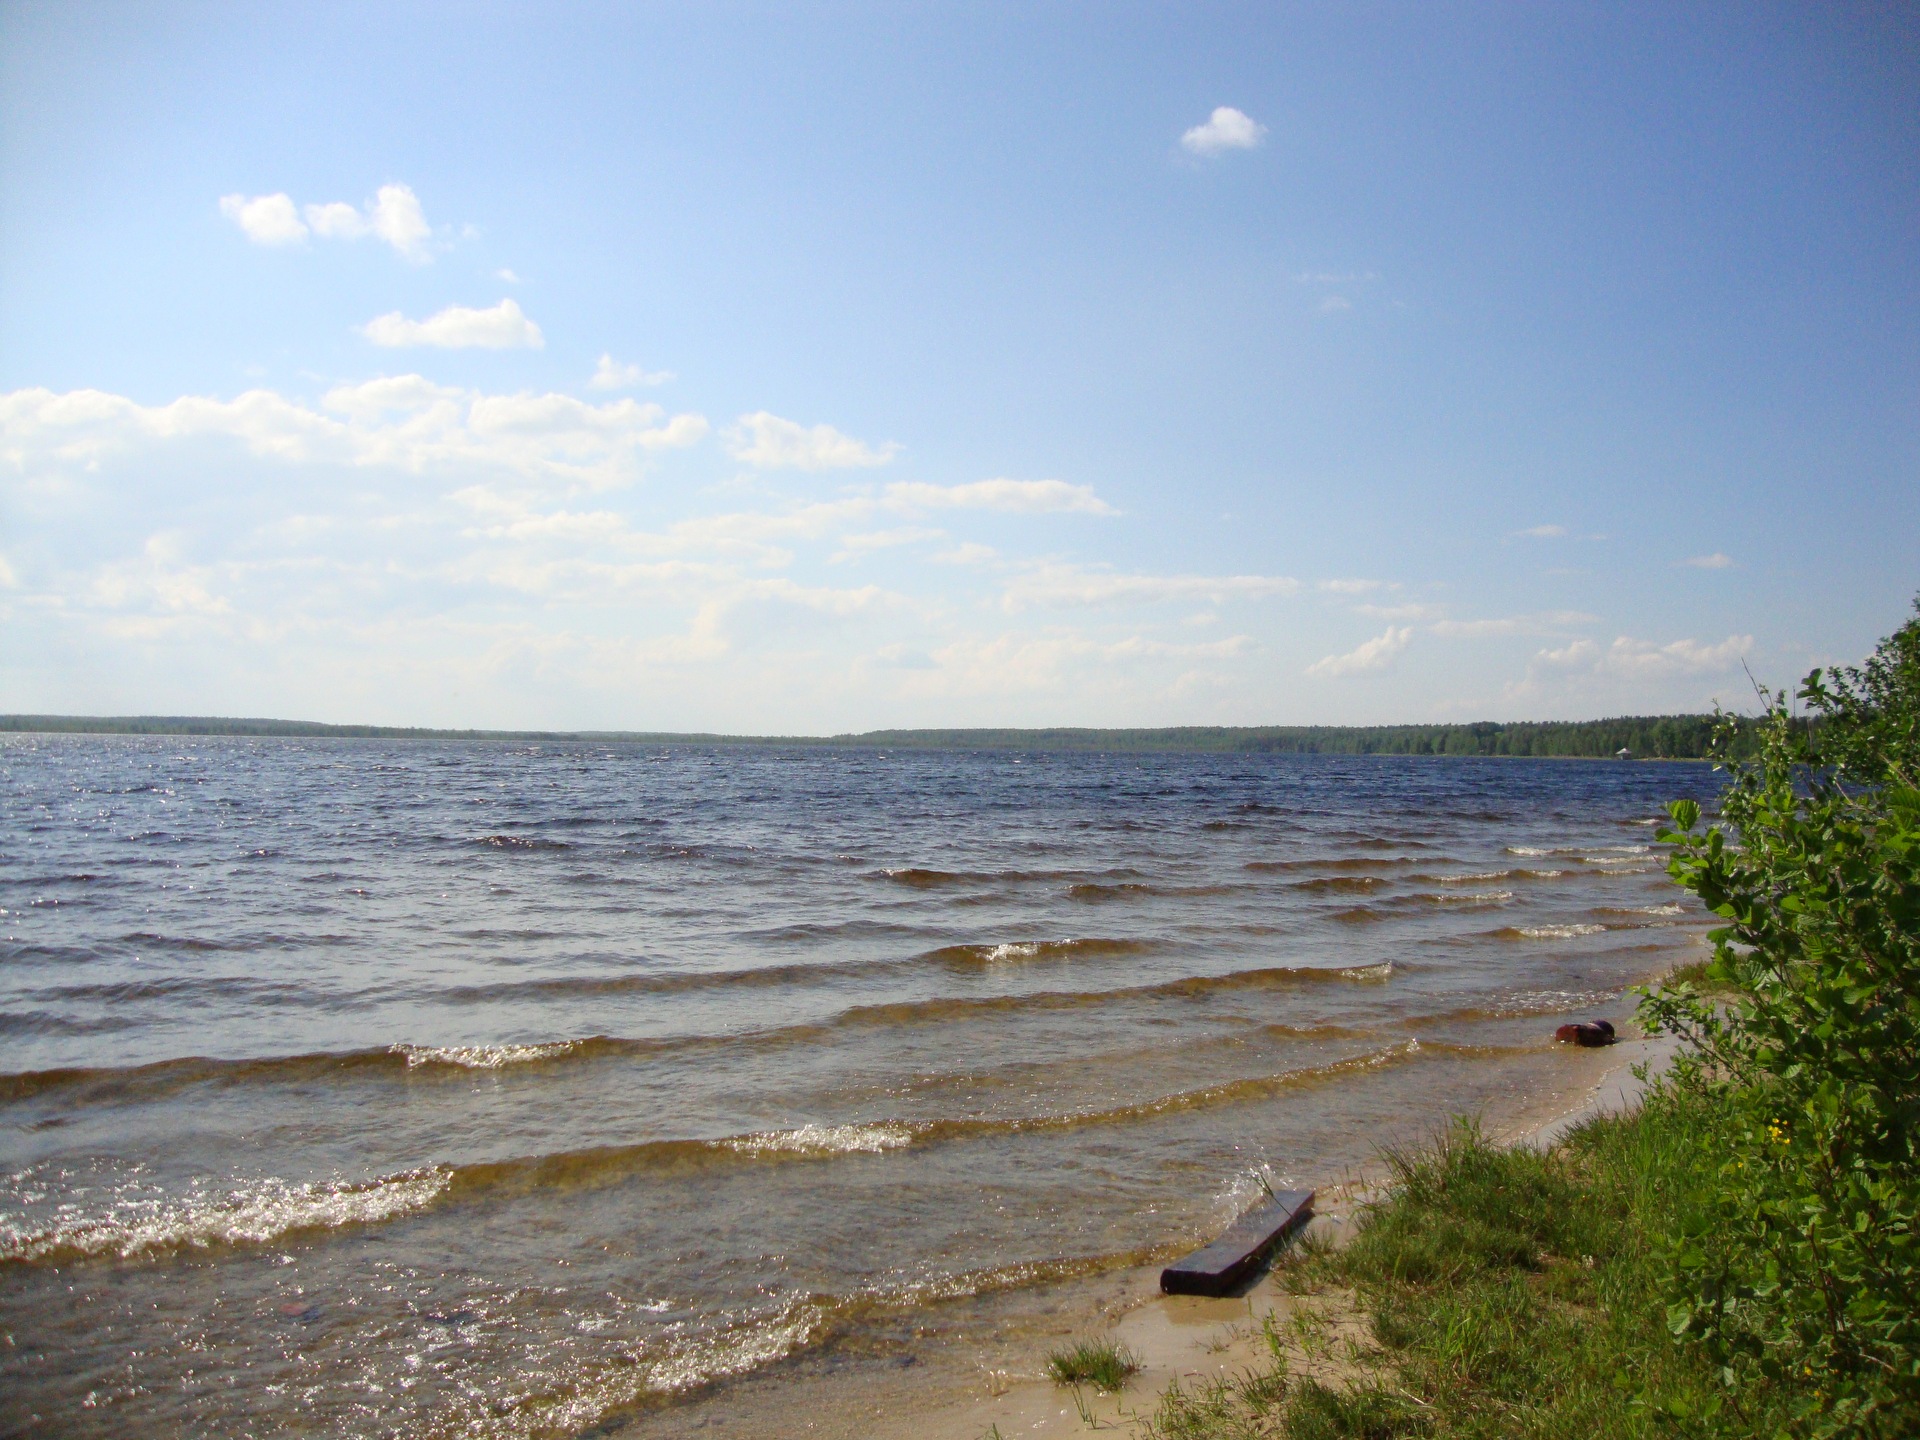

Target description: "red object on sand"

left=1555, top=1021, right=1616, bottom=1047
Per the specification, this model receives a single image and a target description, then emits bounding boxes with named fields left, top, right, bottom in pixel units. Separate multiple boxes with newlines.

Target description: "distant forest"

left=2, top=713, right=1754, bottom=759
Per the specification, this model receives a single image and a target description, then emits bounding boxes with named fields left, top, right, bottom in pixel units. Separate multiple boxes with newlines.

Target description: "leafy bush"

left=1123, top=602, right=1919, bottom=1440
left=1639, top=601, right=1920, bottom=1438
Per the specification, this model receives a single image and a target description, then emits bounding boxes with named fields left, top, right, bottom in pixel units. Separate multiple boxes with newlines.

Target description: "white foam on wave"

left=1338, top=961, right=1394, bottom=981
left=723, top=1123, right=915, bottom=1158
left=393, top=1041, right=580, bottom=1070
left=641, top=1299, right=825, bottom=1394
left=1430, top=889, right=1514, bottom=905
left=1498, top=988, right=1615, bottom=1015
left=1517, top=923, right=1608, bottom=939
left=1507, top=843, right=1649, bottom=859
left=435, top=1298, right=825, bottom=1439
left=1214, top=1165, right=1295, bottom=1224
left=0, top=1168, right=450, bottom=1263
left=984, top=942, right=1044, bottom=962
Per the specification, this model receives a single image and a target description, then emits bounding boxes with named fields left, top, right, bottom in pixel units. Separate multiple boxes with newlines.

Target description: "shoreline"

left=1, top=718, right=1739, bottom=763
left=609, top=1028, right=1681, bottom=1440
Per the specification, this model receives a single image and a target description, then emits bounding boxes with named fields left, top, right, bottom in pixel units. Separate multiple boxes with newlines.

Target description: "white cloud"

left=365, top=185, right=431, bottom=258
left=590, top=355, right=675, bottom=390
left=496, top=268, right=522, bottom=283
left=302, top=201, right=364, bottom=239
left=517, top=477, right=1114, bottom=567
left=304, top=183, right=432, bottom=261
left=223, top=184, right=434, bottom=260
left=219, top=193, right=308, bottom=246
left=1428, top=610, right=1597, bottom=638
left=1181, top=106, right=1267, bottom=156
left=829, top=527, right=945, bottom=563
left=362, top=299, right=544, bottom=350
left=1002, top=565, right=1299, bottom=610
left=724, top=412, right=899, bottom=470
left=1318, top=295, right=1352, bottom=313
left=890, top=630, right=1255, bottom=703
left=884, top=478, right=1113, bottom=515
left=1359, top=603, right=1443, bottom=621
left=86, top=533, right=232, bottom=623
left=1601, top=634, right=1752, bottom=676
left=1, top=380, right=706, bottom=489
left=1514, top=524, right=1568, bottom=539
left=1307, top=626, right=1413, bottom=677
left=1534, top=638, right=1599, bottom=670
left=1679, top=552, right=1735, bottom=569
left=31, top=371, right=1754, bottom=729
left=1522, top=633, right=1753, bottom=684
left=933, top=542, right=998, bottom=566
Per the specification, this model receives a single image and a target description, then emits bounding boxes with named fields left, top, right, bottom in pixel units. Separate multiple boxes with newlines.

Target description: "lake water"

left=0, top=737, right=1720, bottom=1436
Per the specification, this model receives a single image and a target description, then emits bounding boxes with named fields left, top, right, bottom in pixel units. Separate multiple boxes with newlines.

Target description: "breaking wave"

left=1, top=1167, right=449, bottom=1265
left=1, top=1038, right=1496, bottom=1270
left=722, top=1123, right=915, bottom=1157
left=392, top=1041, right=583, bottom=1070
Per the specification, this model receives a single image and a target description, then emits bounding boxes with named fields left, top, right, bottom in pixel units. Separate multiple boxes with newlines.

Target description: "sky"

left=1, top=1, right=1914, bottom=733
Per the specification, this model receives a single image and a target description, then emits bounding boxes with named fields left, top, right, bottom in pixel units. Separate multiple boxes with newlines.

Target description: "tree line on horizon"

left=0, top=712, right=1759, bottom=758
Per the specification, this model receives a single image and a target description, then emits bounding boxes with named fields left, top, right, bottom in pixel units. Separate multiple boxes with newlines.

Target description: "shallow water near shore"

left=0, top=738, right=1720, bottom=1436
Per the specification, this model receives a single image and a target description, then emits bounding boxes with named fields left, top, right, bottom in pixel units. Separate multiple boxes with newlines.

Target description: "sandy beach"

left=615, top=1027, right=1681, bottom=1440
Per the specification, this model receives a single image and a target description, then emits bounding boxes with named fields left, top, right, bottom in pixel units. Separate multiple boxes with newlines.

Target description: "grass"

left=1046, top=1337, right=1142, bottom=1392
left=1129, top=1100, right=1816, bottom=1438
left=1660, top=956, right=1739, bottom=994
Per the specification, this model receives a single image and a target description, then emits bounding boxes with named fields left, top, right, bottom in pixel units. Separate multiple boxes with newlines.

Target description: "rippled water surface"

left=0, top=737, right=1721, bottom=1436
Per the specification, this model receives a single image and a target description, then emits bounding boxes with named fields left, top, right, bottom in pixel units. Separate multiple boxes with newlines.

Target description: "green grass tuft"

left=1046, top=1338, right=1141, bottom=1392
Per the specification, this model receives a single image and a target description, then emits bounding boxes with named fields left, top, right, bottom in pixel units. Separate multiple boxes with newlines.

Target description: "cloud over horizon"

left=0, top=378, right=1332, bottom=730
left=0, top=375, right=1780, bottom=731
left=1307, top=625, right=1413, bottom=677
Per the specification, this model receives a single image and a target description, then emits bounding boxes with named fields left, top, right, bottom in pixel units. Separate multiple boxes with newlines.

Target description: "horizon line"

left=0, top=712, right=1751, bottom=754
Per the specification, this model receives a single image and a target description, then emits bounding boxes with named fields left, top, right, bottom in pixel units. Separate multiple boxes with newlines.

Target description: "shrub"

left=1639, top=601, right=1920, bottom=1438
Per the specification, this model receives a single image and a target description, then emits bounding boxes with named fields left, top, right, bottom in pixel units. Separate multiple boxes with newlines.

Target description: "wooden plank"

left=1160, top=1188, right=1315, bottom=1297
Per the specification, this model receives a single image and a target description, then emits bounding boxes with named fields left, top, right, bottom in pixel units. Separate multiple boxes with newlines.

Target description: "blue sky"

left=1, top=2, right=1914, bottom=732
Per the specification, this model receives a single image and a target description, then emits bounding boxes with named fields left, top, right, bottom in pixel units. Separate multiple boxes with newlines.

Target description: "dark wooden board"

left=1160, top=1188, right=1316, bottom=1297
